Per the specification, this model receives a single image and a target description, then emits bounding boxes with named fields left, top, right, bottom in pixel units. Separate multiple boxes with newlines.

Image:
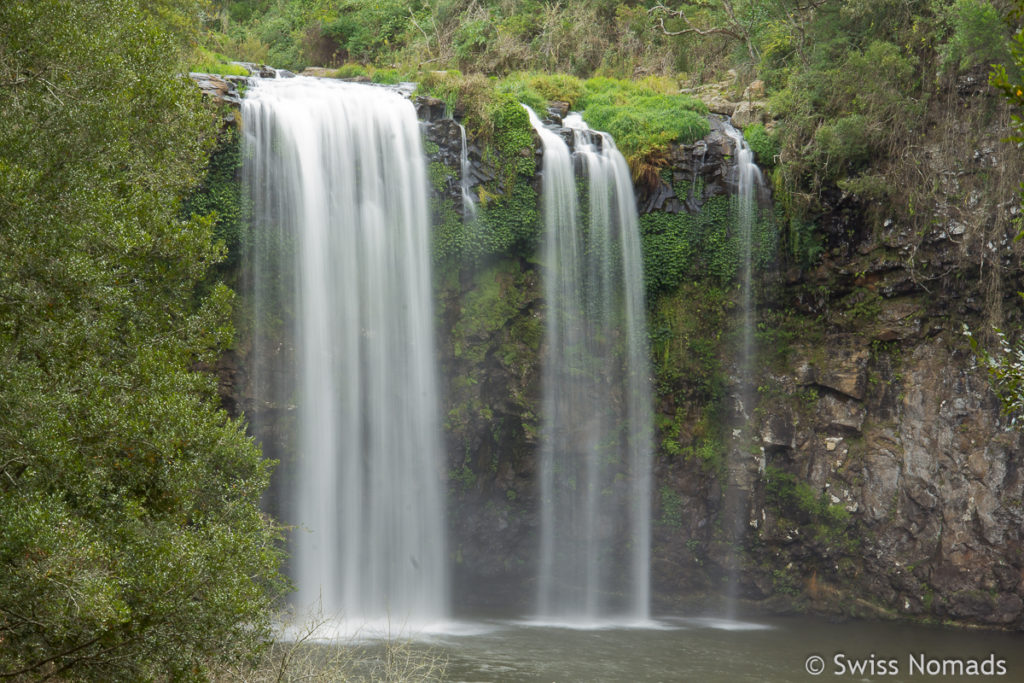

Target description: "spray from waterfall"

left=527, top=106, right=653, bottom=624
left=242, top=78, right=448, bottom=631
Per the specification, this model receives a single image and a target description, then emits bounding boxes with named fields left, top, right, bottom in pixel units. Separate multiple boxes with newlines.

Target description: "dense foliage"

left=202, top=1, right=679, bottom=76
left=201, top=1, right=1022, bottom=269
left=580, top=77, right=709, bottom=181
left=0, top=1, right=284, bottom=679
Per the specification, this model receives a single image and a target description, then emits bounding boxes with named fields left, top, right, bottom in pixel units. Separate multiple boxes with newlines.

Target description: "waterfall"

left=720, top=120, right=767, bottom=616
left=527, top=107, right=653, bottom=623
left=242, top=78, right=448, bottom=628
left=458, top=122, right=478, bottom=221
left=721, top=121, right=764, bottom=416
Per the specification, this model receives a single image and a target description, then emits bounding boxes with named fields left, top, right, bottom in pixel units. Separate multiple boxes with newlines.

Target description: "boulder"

left=732, top=99, right=767, bottom=127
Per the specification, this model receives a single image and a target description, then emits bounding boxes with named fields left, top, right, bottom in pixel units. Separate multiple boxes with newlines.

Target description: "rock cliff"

left=197, top=70, right=1024, bottom=628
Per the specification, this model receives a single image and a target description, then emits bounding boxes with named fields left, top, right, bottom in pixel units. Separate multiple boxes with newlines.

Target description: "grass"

left=213, top=610, right=448, bottom=682
left=579, top=76, right=709, bottom=183
left=190, top=46, right=250, bottom=76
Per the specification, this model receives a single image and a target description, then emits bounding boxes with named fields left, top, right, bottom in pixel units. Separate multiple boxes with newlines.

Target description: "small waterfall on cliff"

left=720, top=120, right=767, bottom=616
left=527, top=107, right=653, bottom=623
left=458, top=122, right=478, bottom=221
left=242, top=78, right=448, bottom=629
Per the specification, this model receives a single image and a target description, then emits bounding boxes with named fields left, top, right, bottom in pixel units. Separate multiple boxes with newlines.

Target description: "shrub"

left=940, top=0, right=1013, bottom=74
left=742, top=122, right=779, bottom=168
left=814, top=113, right=872, bottom=180
left=526, top=72, right=585, bottom=107
left=190, top=46, right=250, bottom=76
left=580, top=77, right=709, bottom=176
left=335, top=62, right=368, bottom=78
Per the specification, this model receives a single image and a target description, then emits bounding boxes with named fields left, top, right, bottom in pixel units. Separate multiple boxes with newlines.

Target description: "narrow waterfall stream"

left=526, top=107, right=653, bottom=623
left=720, top=120, right=768, bottom=615
left=458, top=122, right=478, bottom=221
left=242, top=77, right=448, bottom=629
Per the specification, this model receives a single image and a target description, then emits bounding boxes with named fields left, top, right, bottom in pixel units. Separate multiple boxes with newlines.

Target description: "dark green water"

left=414, top=615, right=1024, bottom=682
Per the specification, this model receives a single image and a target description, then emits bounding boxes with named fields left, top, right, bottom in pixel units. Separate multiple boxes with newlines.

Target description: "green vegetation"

left=966, top=1, right=1024, bottom=420
left=991, top=1, right=1024, bottom=158
left=181, top=126, right=246, bottom=268
left=202, top=1, right=680, bottom=76
left=764, top=466, right=857, bottom=553
left=658, top=486, right=685, bottom=527
left=965, top=325, right=1024, bottom=418
left=741, top=123, right=778, bottom=169
left=639, top=192, right=777, bottom=298
left=190, top=45, right=250, bottom=75
left=0, top=1, right=284, bottom=679
left=580, top=77, right=709, bottom=180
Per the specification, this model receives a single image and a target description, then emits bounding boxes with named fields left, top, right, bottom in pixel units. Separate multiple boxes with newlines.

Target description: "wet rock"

left=548, top=101, right=570, bottom=118
left=415, top=95, right=447, bottom=122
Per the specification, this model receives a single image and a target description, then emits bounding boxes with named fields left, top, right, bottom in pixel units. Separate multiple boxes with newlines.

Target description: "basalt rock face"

left=638, top=116, right=748, bottom=215
left=645, top=93, right=1024, bottom=627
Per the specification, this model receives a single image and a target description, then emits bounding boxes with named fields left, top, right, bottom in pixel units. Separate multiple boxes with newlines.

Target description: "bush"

left=181, top=127, right=245, bottom=267
left=814, top=113, right=872, bottom=179
left=323, top=0, right=412, bottom=63
left=940, top=0, right=1013, bottom=74
left=742, top=122, right=779, bottom=168
left=526, top=72, right=585, bottom=107
left=494, top=76, right=547, bottom=113
left=336, top=62, right=368, bottom=78
left=580, top=77, right=709, bottom=174
left=190, top=46, right=250, bottom=75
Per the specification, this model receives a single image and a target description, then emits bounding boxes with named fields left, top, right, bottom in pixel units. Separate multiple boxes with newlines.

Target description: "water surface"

left=414, top=614, right=1024, bottom=682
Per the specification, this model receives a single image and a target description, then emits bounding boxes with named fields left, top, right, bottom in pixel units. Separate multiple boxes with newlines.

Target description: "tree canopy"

left=0, top=1, right=285, bottom=679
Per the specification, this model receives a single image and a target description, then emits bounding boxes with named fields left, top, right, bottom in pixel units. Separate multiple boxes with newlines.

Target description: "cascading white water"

left=722, top=121, right=764, bottom=401
left=242, top=78, right=448, bottom=629
left=527, top=107, right=653, bottom=623
left=458, top=122, right=478, bottom=221
left=720, top=120, right=767, bottom=616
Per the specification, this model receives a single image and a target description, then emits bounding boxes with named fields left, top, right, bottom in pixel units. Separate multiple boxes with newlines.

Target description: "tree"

left=990, top=0, right=1024, bottom=147
left=0, top=1, right=285, bottom=679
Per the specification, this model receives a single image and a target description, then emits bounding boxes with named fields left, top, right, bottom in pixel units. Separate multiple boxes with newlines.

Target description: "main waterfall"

left=527, top=107, right=654, bottom=622
left=242, top=78, right=448, bottom=627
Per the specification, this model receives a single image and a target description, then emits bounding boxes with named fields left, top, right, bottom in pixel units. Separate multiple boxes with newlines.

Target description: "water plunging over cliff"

left=458, top=122, right=478, bottom=221
left=527, top=107, right=653, bottom=623
left=720, top=120, right=768, bottom=615
left=242, top=78, right=448, bottom=628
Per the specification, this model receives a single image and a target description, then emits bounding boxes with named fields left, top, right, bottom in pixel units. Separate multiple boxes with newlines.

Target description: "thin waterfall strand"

left=529, top=107, right=653, bottom=623
left=720, top=120, right=767, bottom=617
left=243, top=78, right=448, bottom=628
left=458, top=122, right=478, bottom=221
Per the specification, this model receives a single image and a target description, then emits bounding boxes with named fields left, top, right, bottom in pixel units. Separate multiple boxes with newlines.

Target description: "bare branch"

left=649, top=1, right=759, bottom=62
